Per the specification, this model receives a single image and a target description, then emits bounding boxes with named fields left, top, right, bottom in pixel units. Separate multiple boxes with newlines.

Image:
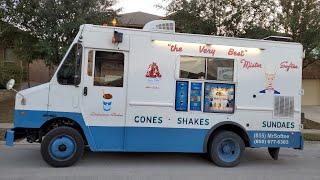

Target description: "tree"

left=1, top=0, right=117, bottom=68
left=162, top=0, right=277, bottom=36
left=163, top=0, right=320, bottom=69
left=276, top=0, right=320, bottom=69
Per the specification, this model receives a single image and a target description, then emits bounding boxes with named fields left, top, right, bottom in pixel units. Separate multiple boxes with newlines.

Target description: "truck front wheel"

left=41, top=126, right=84, bottom=167
left=209, top=131, right=245, bottom=167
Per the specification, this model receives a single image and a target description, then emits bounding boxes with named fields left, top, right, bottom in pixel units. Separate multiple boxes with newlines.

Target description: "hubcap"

left=58, top=144, right=67, bottom=152
left=217, top=138, right=240, bottom=163
left=49, top=135, right=76, bottom=160
left=222, top=144, right=232, bottom=154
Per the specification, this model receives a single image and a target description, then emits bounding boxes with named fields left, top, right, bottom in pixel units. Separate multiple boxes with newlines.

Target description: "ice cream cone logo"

left=146, top=62, right=162, bottom=78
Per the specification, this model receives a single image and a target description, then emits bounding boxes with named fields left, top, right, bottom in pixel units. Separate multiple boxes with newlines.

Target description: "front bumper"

left=5, top=128, right=33, bottom=146
left=5, top=129, right=14, bottom=146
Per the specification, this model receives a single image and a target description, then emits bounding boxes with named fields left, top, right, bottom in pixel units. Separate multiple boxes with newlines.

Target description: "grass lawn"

left=303, top=133, right=320, bottom=141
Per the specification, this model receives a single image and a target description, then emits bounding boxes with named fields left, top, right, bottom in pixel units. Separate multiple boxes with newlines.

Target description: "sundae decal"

left=102, top=93, right=113, bottom=111
left=280, top=61, right=298, bottom=71
left=259, top=70, right=280, bottom=94
left=240, top=59, right=262, bottom=69
left=145, top=62, right=162, bottom=89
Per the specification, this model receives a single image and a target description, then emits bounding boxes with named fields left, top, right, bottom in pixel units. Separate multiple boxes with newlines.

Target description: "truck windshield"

left=57, top=43, right=83, bottom=85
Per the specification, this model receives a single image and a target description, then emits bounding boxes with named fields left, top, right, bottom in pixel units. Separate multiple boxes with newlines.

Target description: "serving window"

left=179, top=56, right=234, bottom=82
left=175, top=56, right=235, bottom=114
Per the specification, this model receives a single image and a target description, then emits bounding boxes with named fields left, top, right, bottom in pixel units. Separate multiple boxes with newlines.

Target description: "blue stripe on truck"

left=247, top=131, right=303, bottom=149
left=125, top=127, right=209, bottom=152
left=11, top=110, right=303, bottom=151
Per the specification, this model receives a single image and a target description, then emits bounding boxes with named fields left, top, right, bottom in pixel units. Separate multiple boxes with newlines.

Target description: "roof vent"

left=143, top=20, right=175, bottom=33
left=263, top=36, right=293, bottom=42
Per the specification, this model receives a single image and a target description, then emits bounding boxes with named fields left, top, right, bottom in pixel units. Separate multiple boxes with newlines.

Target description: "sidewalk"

left=302, top=105, right=320, bottom=124
left=0, top=123, right=13, bottom=129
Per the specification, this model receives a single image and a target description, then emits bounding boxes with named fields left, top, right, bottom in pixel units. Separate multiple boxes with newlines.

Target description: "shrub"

left=0, top=62, right=23, bottom=89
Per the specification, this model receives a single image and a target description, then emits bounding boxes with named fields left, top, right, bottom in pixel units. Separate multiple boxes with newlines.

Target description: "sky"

left=113, top=0, right=167, bottom=16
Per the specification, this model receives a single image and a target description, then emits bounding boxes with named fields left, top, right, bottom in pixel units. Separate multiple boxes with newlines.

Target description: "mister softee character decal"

left=258, top=61, right=298, bottom=95
left=145, top=62, right=162, bottom=89
left=259, top=69, right=280, bottom=95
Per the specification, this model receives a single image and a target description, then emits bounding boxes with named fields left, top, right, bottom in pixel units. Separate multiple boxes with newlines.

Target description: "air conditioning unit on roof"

left=143, top=20, right=175, bottom=33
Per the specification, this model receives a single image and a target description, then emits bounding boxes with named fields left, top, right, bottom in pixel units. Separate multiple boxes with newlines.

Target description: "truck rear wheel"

left=209, top=131, right=244, bottom=167
left=41, top=126, right=84, bottom=167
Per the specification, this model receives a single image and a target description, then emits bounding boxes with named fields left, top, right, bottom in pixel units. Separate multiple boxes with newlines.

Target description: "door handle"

left=83, top=87, right=88, bottom=96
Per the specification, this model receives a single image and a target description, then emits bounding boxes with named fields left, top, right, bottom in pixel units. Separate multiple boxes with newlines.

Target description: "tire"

left=209, top=131, right=245, bottom=167
left=41, top=126, right=84, bottom=167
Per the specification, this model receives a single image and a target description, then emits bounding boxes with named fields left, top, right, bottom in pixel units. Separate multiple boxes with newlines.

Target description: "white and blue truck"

left=5, top=20, right=304, bottom=167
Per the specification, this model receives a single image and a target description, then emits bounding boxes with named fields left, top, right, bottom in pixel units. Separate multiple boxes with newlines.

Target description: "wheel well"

left=205, top=123, right=250, bottom=152
left=40, top=117, right=87, bottom=144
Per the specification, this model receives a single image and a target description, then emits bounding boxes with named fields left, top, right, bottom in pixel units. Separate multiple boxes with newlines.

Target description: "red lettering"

left=199, top=46, right=216, bottom=56
left=168, top=44, right=183, bottom=52
left=240, top=59, right=262, bottom=69
left=228, top=48, right=247, bottom=57
left=280, top=61, right=298, bottom=71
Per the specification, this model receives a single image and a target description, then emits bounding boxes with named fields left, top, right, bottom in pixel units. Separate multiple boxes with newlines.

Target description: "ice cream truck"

left=5, top=20, right=304, bottom=167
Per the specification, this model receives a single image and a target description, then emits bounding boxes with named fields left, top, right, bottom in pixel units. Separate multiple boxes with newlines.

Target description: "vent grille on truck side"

left=274, top=96, right=294, bottom=118
left=143, top=20, right=175, bottom=33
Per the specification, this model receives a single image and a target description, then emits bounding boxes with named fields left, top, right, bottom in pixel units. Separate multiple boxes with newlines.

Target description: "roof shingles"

left=117, top=11, right=162, bottom=28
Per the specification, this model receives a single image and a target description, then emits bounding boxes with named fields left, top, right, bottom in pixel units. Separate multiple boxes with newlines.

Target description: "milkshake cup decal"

left=103, top=93, right=113, bottom=111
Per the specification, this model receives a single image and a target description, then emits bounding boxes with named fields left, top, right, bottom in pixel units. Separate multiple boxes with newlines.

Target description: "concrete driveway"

left=0, top=142, right=320, bottom=180
left=302, top=106, right=320, bottom=124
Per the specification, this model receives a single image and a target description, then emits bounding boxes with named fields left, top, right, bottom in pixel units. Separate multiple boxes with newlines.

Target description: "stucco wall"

left=302, top=79, right=320, bottom=106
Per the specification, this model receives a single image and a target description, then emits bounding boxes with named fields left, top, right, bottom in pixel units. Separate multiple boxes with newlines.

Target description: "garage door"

left=302, top=79, right=320, bottom=105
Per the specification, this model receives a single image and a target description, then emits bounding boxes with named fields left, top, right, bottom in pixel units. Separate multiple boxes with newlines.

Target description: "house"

left=302, top=61, right=320, bottom=106
left=0, top=46, right=51, bottom=88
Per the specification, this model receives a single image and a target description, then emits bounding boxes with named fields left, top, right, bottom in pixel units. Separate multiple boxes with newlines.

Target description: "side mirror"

left=6, top=79, right=15, bottom=90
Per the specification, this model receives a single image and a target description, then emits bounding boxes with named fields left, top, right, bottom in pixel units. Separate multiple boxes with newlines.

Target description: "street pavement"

left=0, top=142, right=320, bottom=180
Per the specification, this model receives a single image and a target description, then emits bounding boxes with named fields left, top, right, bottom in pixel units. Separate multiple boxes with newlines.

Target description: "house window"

left=180, top=56, right=234, bottom=82
left=94, top=51, right=124, bottom=87
left=4, top=48, right=17, bottom=62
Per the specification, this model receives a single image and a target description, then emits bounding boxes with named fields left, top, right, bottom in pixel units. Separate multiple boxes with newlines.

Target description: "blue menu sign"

left=175, top=81, right=189, bottom=111
left=190, top=82, right=202, bottom=111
